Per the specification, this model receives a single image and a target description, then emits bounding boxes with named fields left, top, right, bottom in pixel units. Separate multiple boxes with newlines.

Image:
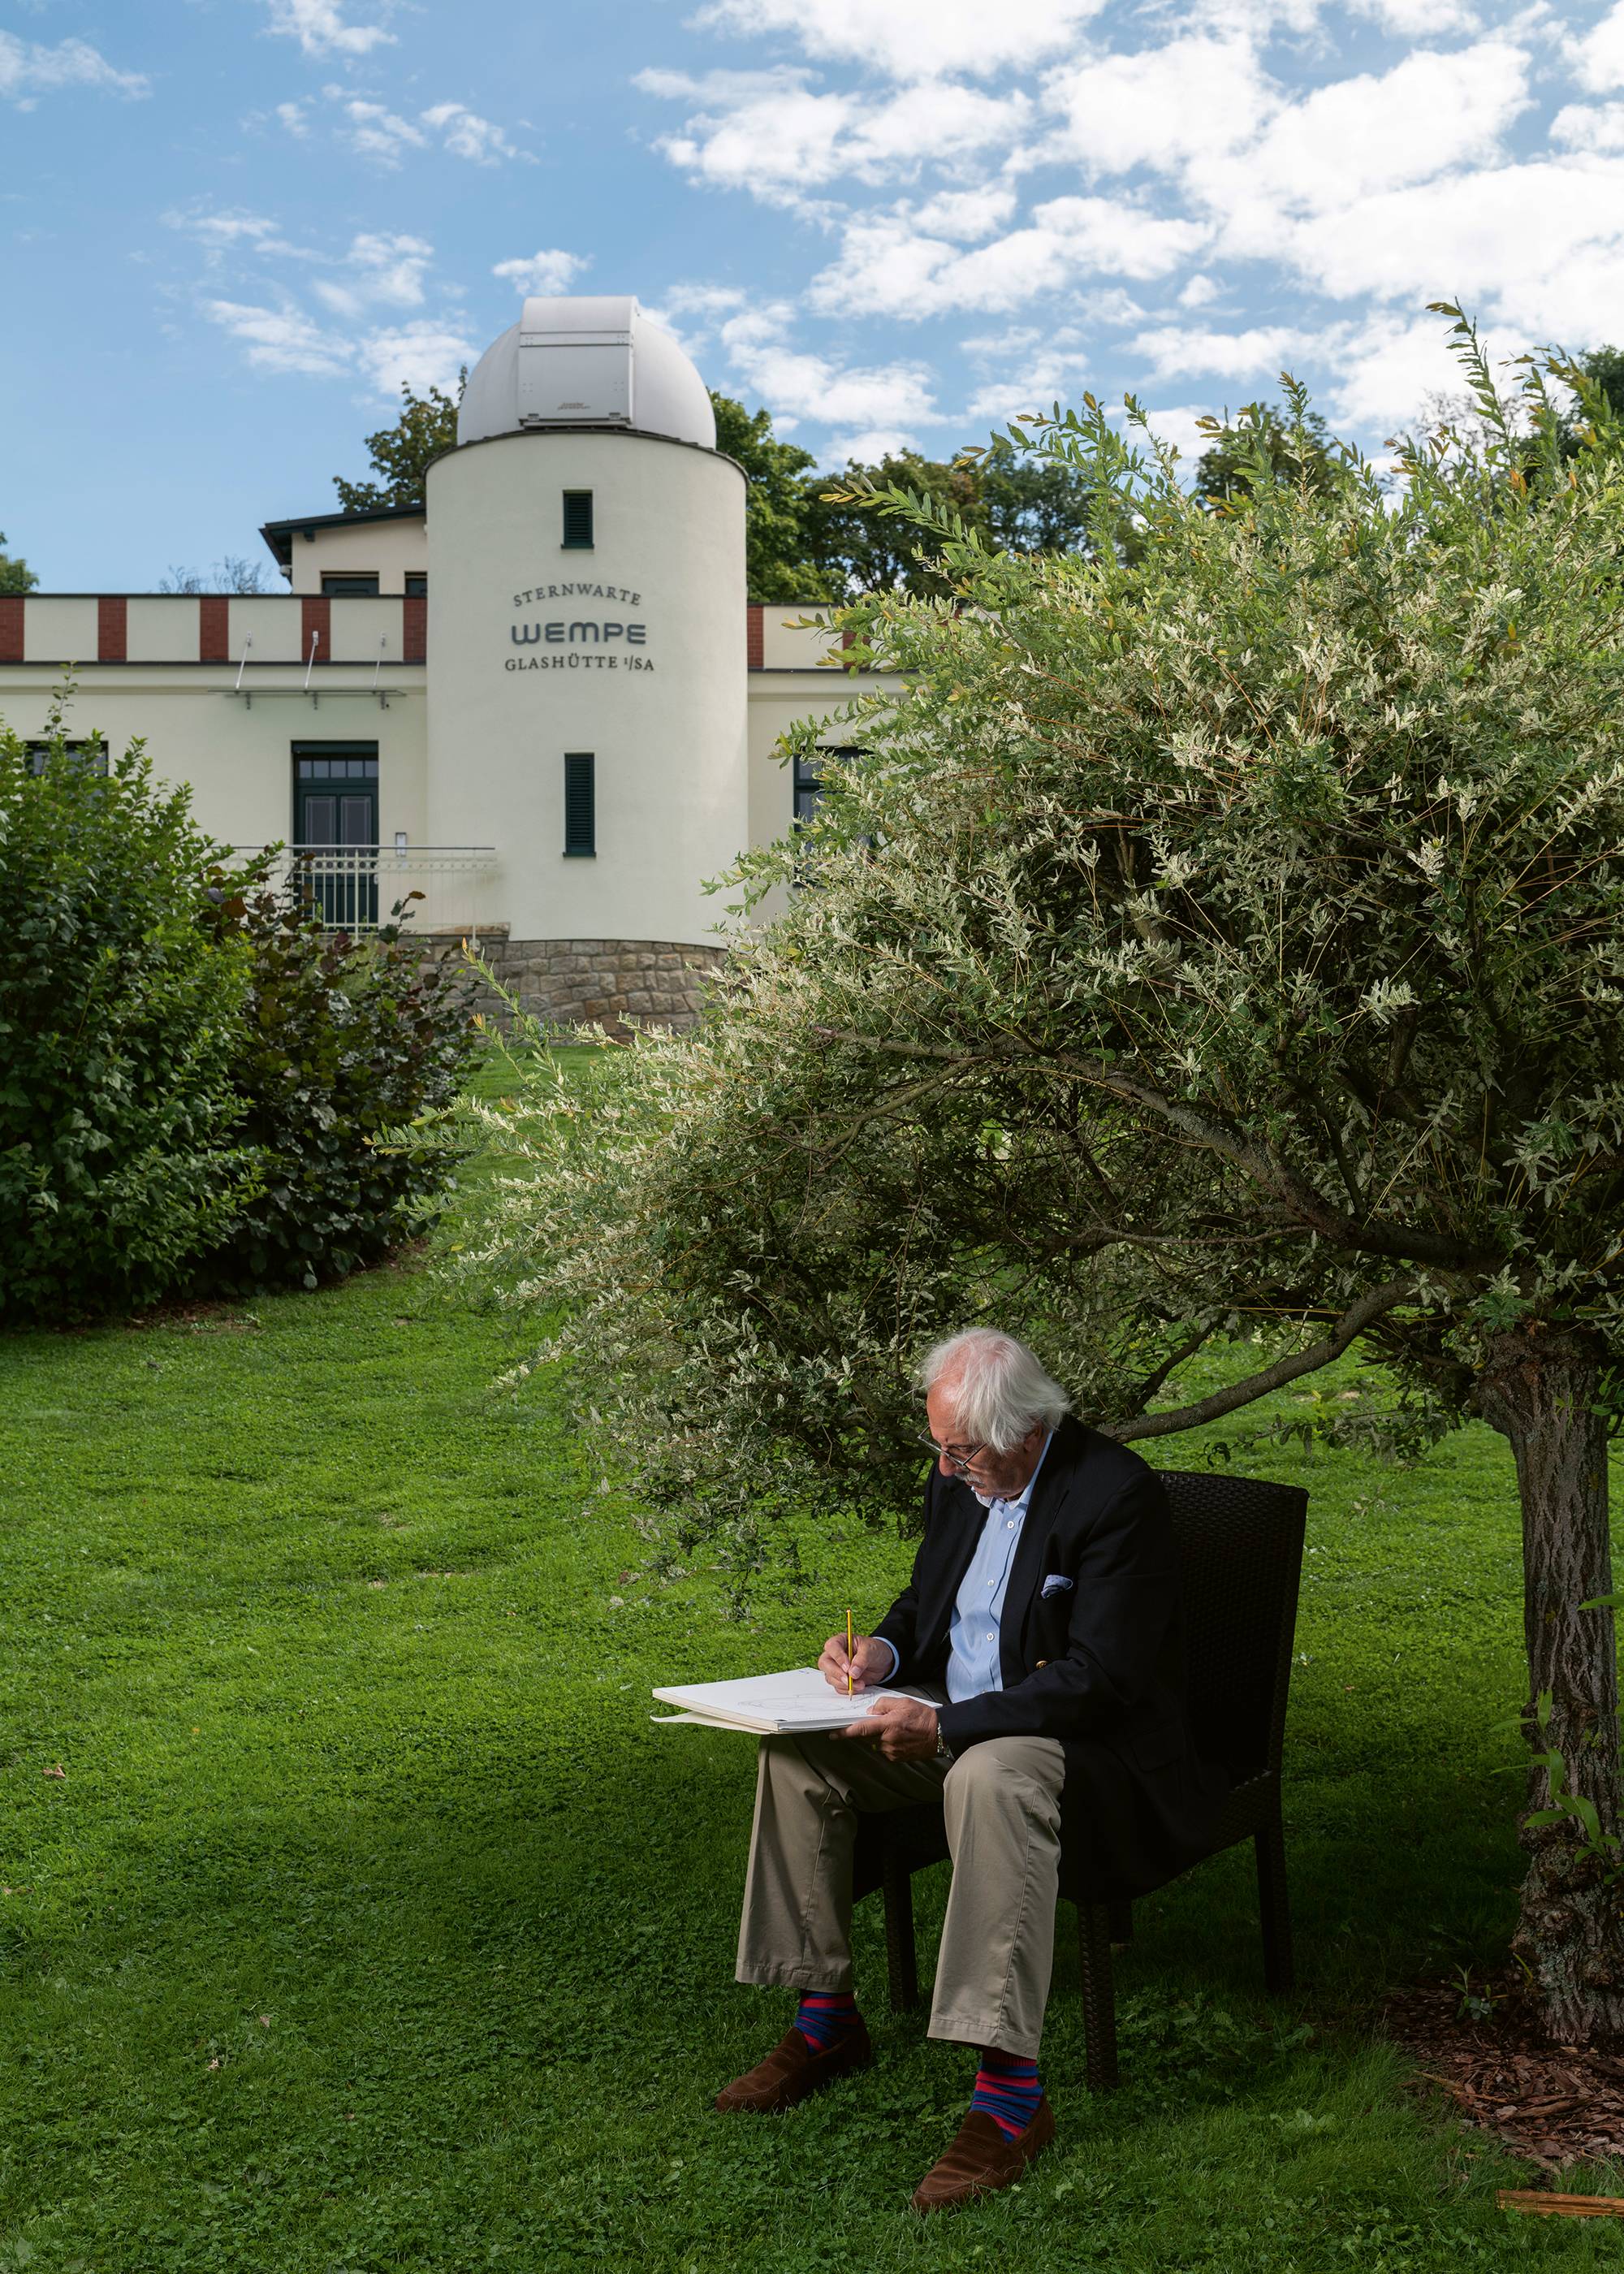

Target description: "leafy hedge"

left=201, top=875, right=480, bottom=1290
left=0, top=706, right=482, bottom=1321
left=0, top=715, right=255, bottom=1323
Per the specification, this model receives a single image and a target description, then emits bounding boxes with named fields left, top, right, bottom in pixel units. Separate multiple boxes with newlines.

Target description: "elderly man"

left=715, top=1325, right=1224, bottom=2211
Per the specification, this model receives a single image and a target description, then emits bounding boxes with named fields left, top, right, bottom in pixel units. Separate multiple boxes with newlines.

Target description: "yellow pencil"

left=846, top=1609, right=854, bottom=1697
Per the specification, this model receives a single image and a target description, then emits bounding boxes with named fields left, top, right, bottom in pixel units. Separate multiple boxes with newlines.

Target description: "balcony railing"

left=231, top=845, right=499, bottom=936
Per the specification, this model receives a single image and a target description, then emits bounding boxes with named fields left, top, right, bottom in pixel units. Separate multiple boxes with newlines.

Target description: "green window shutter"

left=564, top=752, right=596, bottom=856
left=562, top=491, right=594, bottom=549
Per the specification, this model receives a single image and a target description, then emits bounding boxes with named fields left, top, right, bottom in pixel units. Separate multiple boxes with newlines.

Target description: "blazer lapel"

left=999, top=1424, right=1078, bottom=1686
left=918, top=1477, right=986, bottom=1656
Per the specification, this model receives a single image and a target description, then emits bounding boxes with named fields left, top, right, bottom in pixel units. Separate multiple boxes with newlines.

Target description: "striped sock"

left=793, top=1991, right=860, bottom=2050
left=970, top=2050, right=1042, bottom=2138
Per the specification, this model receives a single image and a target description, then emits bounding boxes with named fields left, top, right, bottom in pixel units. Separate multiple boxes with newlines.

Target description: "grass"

left=2, top=1053, right=1622, bottom=2269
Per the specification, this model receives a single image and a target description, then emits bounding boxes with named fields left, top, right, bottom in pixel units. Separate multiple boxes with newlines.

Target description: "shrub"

left=201, top=875, right=481, bottom=1290
left=0, top=708, right=255, bottom=1323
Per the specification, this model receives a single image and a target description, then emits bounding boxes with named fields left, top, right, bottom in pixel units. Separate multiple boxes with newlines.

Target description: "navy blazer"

left=872, top=1415, right=1226, bottom=1891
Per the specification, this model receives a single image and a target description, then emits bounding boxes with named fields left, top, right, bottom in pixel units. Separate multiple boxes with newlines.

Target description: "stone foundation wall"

left=415, top=930, right=722, bottom=1035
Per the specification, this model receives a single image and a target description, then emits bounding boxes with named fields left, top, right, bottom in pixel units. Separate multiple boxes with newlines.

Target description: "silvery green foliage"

left=460, top=317, right=1624, bottom=1587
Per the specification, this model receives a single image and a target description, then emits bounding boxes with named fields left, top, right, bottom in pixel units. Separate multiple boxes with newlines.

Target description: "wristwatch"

left=934, top=1715, right=954, bottom=1766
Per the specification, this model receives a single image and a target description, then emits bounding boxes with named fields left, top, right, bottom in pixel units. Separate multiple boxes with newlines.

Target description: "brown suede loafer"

left=714, top=2021, right=874, bottom=2113
left=911, top=2098, right=1056, bottom=2212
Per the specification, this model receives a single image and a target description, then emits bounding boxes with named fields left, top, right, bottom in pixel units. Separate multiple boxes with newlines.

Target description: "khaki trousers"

left=734, top=1704, right=1066, bottom=2059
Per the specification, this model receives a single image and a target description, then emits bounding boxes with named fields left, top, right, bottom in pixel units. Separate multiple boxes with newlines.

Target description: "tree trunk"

left=1479, top=1328, right=1624, bottom=2045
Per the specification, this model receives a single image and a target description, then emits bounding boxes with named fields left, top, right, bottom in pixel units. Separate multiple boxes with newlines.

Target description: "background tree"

left=1193, top=400, right=1339, bottom=505
left=710, top=391, right=1101, bottom=599
left=465, top=316, right=1624, bottom=2048
left=710, top=391, right=834, bottom=603
left=158, top=555, right=274, bottom=594
left=0, top=530, right=37, bottom=594
left=333, top=375, right=464, bottom=512
left=810, top=436, right=1098, bottom=596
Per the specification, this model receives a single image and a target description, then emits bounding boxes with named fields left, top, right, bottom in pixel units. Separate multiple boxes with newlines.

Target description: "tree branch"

left=808, top=1024, right=1498, bottom=1273
left=1098, top=1278, right=1418, bottom=1442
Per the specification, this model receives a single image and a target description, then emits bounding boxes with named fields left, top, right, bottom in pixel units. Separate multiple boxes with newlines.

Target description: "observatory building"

left=0, top=296, right=890, bottom=1026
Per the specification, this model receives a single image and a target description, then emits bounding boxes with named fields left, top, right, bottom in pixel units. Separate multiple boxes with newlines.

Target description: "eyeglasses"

left=919, top=1434, right=988, bottom=1474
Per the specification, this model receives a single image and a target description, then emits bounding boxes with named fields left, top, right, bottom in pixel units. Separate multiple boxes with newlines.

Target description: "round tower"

left=425, top=295, right=747, bottom=1026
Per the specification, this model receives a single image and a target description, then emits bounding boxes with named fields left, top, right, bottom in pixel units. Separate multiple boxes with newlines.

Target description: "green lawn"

left=2, top=1063, right=1622, bottom=2270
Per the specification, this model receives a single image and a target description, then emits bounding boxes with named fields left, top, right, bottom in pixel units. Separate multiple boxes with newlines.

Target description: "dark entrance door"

left=293, top=745, right=378, bottom=928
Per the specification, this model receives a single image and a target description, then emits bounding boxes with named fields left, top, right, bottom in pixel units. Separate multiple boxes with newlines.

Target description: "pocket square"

left=1040, top=1573, right=1073, bottom=1598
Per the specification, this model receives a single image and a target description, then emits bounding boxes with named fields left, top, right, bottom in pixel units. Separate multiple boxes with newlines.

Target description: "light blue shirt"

left=873, top=1434, right=1052, bottom=1701
left=945, top=1435, right=1052, bottom=1704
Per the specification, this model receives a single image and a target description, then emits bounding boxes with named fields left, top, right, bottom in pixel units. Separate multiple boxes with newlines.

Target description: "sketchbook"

left=650, top=1666, right=932, bottom=1735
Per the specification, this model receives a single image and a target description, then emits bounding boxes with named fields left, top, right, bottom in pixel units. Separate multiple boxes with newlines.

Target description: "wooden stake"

left=1498, top=2191, right=1624, bottom=2219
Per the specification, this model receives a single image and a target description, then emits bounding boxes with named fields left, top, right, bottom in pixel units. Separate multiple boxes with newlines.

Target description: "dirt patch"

left=1384, top=1976, right=1624, bottom=2171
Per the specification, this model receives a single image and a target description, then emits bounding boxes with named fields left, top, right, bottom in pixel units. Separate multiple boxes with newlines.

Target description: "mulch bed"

left=1383, top=1977, right=1624, bottom=2170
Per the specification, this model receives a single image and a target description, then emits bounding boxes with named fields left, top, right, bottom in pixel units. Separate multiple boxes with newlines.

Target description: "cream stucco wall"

left=282, top=517, right=429, bottom=594
left=425, top=427, right=748, bottom=946
left=0, top=664, right=427, bottom=862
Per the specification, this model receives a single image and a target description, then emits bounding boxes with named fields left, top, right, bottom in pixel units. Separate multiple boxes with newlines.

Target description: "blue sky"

left=5, top=0, right=1623, bottom=589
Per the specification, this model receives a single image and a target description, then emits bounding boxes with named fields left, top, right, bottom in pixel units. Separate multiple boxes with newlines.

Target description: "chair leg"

left=882, top=1848, right=921, bottom=2012
left=1077, top=1903, right=1120, bottom=2092
left=1255, top=1809, right=1294, bottom=1997
left=1108, top=1899, right=1133, bottom=1947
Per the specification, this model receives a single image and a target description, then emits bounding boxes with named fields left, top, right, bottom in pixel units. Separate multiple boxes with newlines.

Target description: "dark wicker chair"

left=850, top=1468, right=1307, bottom=2092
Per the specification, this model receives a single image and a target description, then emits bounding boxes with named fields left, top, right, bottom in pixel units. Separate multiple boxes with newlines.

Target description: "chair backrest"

left=1160, top=1468, right=1307, bottom=1783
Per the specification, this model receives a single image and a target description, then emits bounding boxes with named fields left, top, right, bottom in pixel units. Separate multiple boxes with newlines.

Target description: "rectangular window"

left=561, top=491, right=594, bottom=550
left=321, top=573, right=381, bottom=597
left=564, top=752, right=595, bottom=856
left=793, top=753, right=824, bottom=825
left=404, top=572, right=428, bottom=597
left=24, top=739, right=105, bottom=778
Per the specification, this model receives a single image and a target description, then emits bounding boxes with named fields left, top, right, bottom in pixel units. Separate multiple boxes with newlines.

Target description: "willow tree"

left=465, top=313, right=1624, bottom=2046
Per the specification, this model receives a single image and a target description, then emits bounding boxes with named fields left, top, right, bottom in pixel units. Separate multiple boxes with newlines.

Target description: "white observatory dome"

left=457, top=295, right=716, bottom=451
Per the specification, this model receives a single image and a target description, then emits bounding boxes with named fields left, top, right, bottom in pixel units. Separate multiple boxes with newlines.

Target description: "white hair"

left=918, top=1328, right=1071, bottom=1452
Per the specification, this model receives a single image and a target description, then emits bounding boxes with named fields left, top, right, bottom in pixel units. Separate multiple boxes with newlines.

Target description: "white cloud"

left=1552, top=98, right=1624, bottom=151
left=1351, top=0, right=1478, bottom=28
left=1194, top=37, right=1531, bottom=244
left=277, top=99, right=309, bottom=136
left=188, top=214, right=472, bottom=398
left=718, top=304, right=939, bottom=446
left=0, top=31, right=148, bottom=104
left=205, top=299, right=473, bottom=396
left=1272, top=155, right=1624, bottom=338
left=264, top=0, right=393, bottom=58
left=1125, top=404, right=1218, bottom=470
left=912, top=184, right=1018, bottom=240
left=420, top=102, right=530, bottom=166
left=1043, top=34, right=1275, bottom=177
left=167, top=207, right=296, bottom=255
left=1127, top=322, right=1328, bottom=381
left=205, top=299, right=352, bottom=377
left=1325, top=311, right=1515, bottom=427
left=353, top=322, right=477, bottom=396
left=1180, top=274, right=1221, bottom=309
left=491, top=249, right=590, bottom=296
left=330, top=93, right=425, bottom=164
left=311, top=232, right=434, bottom=318
left=963, top=349, right=1092, bottom=428
left=690, top=0, right=1105, bottom=80
left=1571, top=0, right=1624, bottom=92
left=810, top=195, right=1207, bottom=319
left=639, top=67, right=1027, bottom=204
left=322, top=86, right=529, bottom=166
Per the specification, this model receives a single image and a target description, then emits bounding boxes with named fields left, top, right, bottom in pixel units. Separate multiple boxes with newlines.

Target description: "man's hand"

left=818, top=1631, right=892, bottom=1694
left=836, top=1693, right=940, bottom=1762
